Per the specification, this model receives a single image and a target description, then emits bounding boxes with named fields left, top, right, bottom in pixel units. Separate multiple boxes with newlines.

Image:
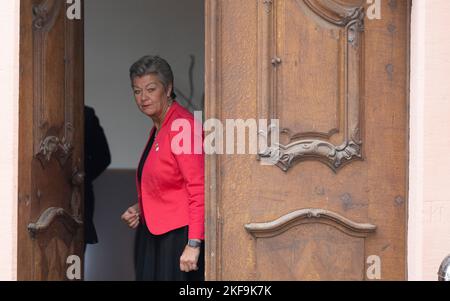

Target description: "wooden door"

left=18, top=0, right=85, bottom=280
left=205, top=0, right=410, bottom=280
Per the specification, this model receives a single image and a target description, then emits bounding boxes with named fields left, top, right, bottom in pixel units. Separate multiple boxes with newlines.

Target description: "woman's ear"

left=167, top=83, right=173, bottom=98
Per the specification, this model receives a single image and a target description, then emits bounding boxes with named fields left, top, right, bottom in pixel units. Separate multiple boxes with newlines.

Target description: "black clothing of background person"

left=84, top=106, right=111, bottom=245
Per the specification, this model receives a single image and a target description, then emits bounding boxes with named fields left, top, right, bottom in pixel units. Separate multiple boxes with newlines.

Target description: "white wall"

left=0, top=0, right=19, bottom=281
left=85, top=0, right=205, bottom=169
left=409, top=0, right=450, bottom=281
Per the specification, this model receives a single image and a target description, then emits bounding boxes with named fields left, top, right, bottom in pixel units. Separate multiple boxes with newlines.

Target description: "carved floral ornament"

left=263, top=0, right=273, bottom=13
left=36, top=124, right=74, bottom=167
left=32, top=0, right=62, bottom=31
left=258, top=0, right=365, bottom=173
left=259, top=136, right=362, bottom=172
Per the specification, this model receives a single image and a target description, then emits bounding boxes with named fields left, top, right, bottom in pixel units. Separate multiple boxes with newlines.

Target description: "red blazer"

left=136, top=101, right=205, bottom=240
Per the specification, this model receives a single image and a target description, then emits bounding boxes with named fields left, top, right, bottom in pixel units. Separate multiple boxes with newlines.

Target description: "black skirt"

left=134, top=223, right=205, bottom=281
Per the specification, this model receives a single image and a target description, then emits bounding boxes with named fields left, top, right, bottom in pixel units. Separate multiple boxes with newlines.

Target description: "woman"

left=121, top=55, right=205, bottom=281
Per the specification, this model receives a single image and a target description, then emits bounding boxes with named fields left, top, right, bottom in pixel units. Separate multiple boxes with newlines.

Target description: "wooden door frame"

left=204, top=0, right=412, bottom=281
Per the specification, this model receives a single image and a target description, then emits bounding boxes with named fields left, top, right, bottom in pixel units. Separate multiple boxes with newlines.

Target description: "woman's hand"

left=121, top=203, right=140, bottom=229
left=180, top=243, right=201, bottom=272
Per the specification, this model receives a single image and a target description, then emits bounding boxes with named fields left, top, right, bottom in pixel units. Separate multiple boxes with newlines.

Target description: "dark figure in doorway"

left=84, top=106, right=111, bottom=249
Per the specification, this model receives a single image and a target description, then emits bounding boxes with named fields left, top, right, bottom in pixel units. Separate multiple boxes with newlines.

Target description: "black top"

left=138, top=129, right=157, bottom=184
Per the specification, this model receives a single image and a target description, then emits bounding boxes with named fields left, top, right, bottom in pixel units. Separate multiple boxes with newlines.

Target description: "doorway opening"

left=83, top=0, right=205, bottom=280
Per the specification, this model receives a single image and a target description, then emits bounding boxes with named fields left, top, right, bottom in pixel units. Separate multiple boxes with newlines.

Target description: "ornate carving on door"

left=27, top=207, right=82, bottom=280
left=36, top=124, right=74, bottom=167
left=32, top=0, right=62, bottom=30
left=257, top=0, right=365, bottom=172
left=28, top=207, right=83, bottom=239
left=245, top=208, right=376, bottom=238
left=245, top=208, right=376, bottom=280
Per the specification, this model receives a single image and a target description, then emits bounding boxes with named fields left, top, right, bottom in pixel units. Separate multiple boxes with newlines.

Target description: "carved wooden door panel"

left=206, top=0, right=409, bottom=280
left=18, top=0, right=84, bottom=280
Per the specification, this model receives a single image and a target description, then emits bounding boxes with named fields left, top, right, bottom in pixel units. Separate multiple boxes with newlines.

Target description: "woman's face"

left=132, top=73, right=171, bottom=118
